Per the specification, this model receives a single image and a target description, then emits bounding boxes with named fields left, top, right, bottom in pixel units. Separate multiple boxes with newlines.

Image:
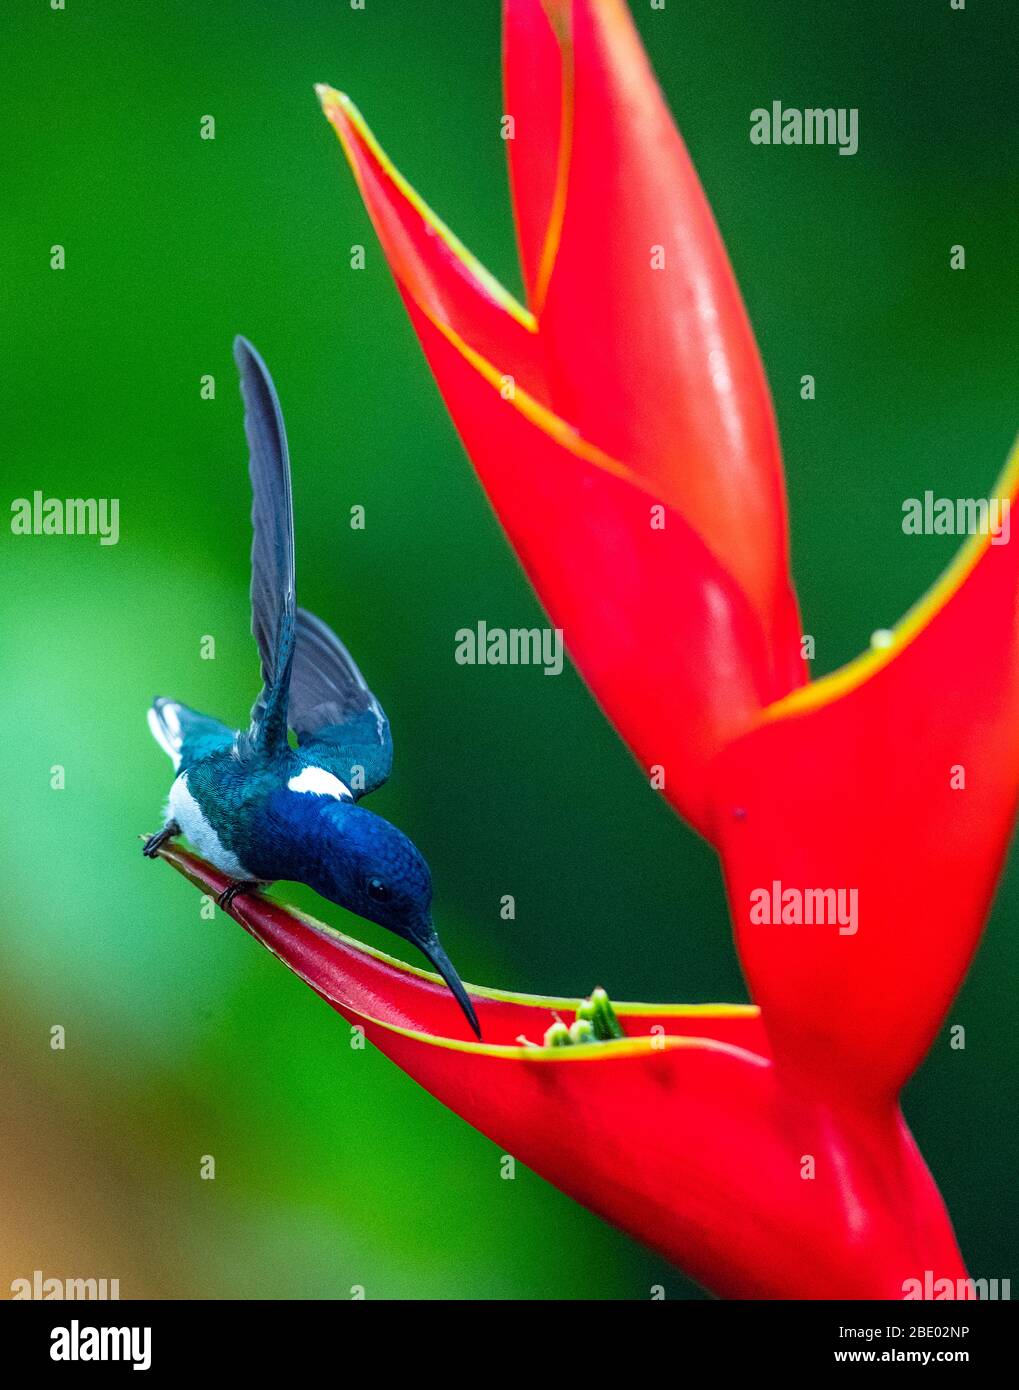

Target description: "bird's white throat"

left=167, top=773, right=253, bottom=879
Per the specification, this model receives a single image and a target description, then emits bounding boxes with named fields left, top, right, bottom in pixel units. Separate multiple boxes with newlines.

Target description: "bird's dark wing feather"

left=234, top=336, right=296, bottom=753
left=291, top=606, right=394, bottom=797
left=232, top=336, right=391, bottom=792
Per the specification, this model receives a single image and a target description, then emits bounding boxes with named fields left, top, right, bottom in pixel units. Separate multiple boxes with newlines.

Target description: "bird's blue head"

left=298, top=798, right=479, bottom=1037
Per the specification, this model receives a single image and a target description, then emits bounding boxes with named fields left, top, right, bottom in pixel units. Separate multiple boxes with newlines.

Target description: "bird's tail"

left=147, top=697, right=234, bottom=771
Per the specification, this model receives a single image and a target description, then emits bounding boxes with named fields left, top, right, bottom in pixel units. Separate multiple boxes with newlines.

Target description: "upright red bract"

left=315, top=0, right=809, bottom=837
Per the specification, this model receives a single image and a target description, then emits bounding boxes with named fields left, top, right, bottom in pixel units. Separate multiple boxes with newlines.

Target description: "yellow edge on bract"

left=241, top=909, right=768, bottom=1063
left=531, top=6, right=574, bottom=313
left=162, top=848, right=759, bottom=1026
left=313, top=86, right=644, bottom=499
left=762, top=435, right=1019, bottom=724
left=266, top=892, right=759, bottom=1019
left=338, top=1010, right=771, bottom=1065
left=406, top=296, right=760, bottom=604
left=316, top=85, right=537, bottom=335
left=316, top=86, right=750, bottom=589
left=427, top=306, right=653, bottom=494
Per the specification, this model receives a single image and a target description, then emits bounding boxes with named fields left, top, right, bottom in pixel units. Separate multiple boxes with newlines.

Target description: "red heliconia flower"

left=158, top=0, right=1019, bottom=1297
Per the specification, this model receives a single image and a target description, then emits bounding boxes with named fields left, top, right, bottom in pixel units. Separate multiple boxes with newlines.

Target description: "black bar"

left=2, top=1297, right=1013, bottom=1375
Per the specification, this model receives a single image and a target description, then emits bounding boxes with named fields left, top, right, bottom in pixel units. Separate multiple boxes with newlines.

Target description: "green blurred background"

left=2, top=0, right=1017, bottom=1298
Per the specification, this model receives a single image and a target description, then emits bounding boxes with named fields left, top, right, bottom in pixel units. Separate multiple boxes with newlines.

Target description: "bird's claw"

left=216, top=880, right=262, bottom=912
left=142, top=822, right=181, bottom=858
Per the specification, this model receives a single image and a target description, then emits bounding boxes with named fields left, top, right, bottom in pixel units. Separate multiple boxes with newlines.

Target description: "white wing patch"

left=148, top=705, right=182, bottom=770
left=287, top=766, right=353, bottom=800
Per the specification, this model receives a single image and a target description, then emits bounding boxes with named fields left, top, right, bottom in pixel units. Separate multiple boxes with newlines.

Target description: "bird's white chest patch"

left=287, top=766, right=353, bottom=800
left=168, top=773, right=252, bottom=879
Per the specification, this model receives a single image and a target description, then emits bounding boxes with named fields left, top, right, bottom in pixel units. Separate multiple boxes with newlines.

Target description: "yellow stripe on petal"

left=351, top=1016, right=771, bottom=1064
left=425, top=306, right=652, bottom=494
left=317, top=82, right=772, bottom=602
left=316, top=85, right=537, bottom=334
left=763, top=435, right=1019, bottom=723
left=415, top=295, right=783, bottom=629
left=531, top=4, right=574, bottom=313
left=271, top=898, right=758, bottom=1020
left=261, top=919, right=745, bottom=1062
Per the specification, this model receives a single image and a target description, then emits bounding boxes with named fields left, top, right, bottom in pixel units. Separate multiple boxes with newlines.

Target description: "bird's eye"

left=366, top=876, right=390, bottom=903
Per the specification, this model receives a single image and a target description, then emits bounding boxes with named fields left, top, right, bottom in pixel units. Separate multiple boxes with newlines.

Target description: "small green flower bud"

left=578, top=986, right=626, bottom=1040
left=568, top=1018, right=597, bottom=1045
left=543, top=1019, right=571, bottom=1047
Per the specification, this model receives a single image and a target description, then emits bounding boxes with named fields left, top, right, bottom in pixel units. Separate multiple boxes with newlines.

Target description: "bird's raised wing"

left=290, top=606, right=393, bottom=798
left=234, top=337, right=392, bottom=792
left=235, top=336, right=296, bottom=754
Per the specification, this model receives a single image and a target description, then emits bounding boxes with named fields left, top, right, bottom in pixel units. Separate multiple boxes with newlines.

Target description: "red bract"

left=213, top=0, right=1019, bottom=1297
left=161, top=844, right=969, bottom=1299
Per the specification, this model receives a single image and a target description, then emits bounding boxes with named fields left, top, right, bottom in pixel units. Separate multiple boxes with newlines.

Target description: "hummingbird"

left=143, top=336, right=480, bottom=1038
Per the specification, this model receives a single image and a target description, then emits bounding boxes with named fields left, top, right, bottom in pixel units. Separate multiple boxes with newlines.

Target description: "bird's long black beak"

left=417, top=930, right=481, bottom=1039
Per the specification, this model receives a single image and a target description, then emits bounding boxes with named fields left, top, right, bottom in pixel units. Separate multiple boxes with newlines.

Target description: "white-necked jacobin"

left=144, top=336, right=480, bottom=1037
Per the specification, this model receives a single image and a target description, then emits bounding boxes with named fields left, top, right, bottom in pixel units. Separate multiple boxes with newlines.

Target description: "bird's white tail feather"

left=147, top=701, right=183, bottom=770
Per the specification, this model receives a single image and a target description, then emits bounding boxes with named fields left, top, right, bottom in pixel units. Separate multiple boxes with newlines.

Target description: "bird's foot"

left=216, top=879, right=263, bottom=912
left=142, top=821, right=181, bottom=858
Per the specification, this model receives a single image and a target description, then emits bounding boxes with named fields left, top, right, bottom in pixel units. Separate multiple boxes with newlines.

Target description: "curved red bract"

left=160, top=843, right=968, bottom=1299
left=712, top=452, right=1019, bottom=1101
